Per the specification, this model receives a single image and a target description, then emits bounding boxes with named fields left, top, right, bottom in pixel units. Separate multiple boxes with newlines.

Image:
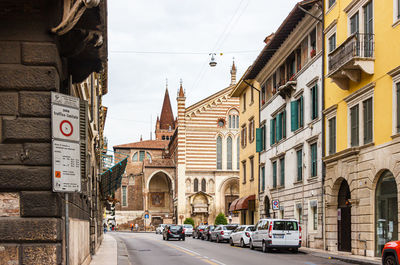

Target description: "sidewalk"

left=89, top=233, right=117, bottom=265
left=302, top=247, right=381, bottom=265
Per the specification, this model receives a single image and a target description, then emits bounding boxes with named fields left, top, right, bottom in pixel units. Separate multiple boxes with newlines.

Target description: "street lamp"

left=209, top=53, right=217, bottom=67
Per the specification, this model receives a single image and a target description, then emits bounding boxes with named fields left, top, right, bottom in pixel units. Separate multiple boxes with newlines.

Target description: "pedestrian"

left=135, top=223, right=138, bottom=232
left=103, top=223, right=107, bottom=234
left=130, top=223, right=134, bottom=232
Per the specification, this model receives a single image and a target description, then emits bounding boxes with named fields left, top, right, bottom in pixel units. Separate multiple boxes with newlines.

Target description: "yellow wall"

left=325, top=0, right=400, bottom=151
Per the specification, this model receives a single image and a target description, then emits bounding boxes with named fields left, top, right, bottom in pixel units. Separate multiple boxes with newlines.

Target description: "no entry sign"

left=52, top=104, right=80, bottom=142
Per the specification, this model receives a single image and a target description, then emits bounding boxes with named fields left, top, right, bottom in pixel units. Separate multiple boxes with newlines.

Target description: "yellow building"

left=323, top=0, right=400, bottom=257
left=231, top=70, right=260, bottom=224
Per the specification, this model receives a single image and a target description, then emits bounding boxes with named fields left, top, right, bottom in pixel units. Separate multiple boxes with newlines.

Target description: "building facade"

left=324, top=0, right=400, bottom=257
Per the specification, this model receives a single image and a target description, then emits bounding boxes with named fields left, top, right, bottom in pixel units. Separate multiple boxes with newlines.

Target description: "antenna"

left=150, top=114, right=152, bottom=140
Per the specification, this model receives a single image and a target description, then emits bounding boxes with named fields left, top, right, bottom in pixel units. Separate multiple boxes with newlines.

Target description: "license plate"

left=273, top=234, right=284, bottom=238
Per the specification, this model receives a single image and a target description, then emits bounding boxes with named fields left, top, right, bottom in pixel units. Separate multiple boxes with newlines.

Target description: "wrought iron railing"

left=328, top=33, right=374, bottom=74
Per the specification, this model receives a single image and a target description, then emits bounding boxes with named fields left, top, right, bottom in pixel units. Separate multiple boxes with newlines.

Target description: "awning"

left=235, top=195, right=256, bottom=211
left=100, top=158, right=127, bottom=198
left=229, top=198, right=241, bottom=212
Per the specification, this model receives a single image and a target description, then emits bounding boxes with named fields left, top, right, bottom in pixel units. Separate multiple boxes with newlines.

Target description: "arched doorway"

left=224, top=181, right=239, bottom=216
left=337, top=179, right=351, bottom=252
left=148, top=171, right=173, bottom=225
left=264, top=196, right=270, bottom=218
left=191, top=193, right=209, bottom=225
left=375, top=170, right=398, bottom=256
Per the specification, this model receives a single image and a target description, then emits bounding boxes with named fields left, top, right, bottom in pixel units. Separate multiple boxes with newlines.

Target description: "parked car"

left=249, top=219, right=301, bottom=253
left=229, top=225, right=255, bottom=247
left=201, top=225, right=215, bottom=241
left=184, top=224, right=194, bottom=237
left=162, top=224, right=185, bottom=241
left=210, top=225, right=238, bottom=243
left=382, top=241, right=400, bottom=265
left=156, top=224, right=167, bottom=234
left=193, top=225, right=207, bottom=239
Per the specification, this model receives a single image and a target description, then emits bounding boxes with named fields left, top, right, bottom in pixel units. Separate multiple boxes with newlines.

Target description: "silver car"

left=210, top=225, right=238, bottom=243
left=183, top=224, right=194, bottom=236
left=229, top=225, right=255, bottom=247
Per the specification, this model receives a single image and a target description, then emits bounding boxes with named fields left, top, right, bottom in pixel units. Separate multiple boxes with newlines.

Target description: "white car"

left=156, top=224, right=167, bottom=234
left=249, top=219, right=301, bottom=253
left=229, top=225, right=255, bottom=247
left=184, top=224, right=194, bottom=236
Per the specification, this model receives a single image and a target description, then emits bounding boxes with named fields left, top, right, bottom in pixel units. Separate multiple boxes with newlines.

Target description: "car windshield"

left=169, top=225, right=181, bottom=230
left=225, top=225, right=237, bottom=231
left=184, top=225, right=193, bottom=228
left=199, top=225, right=206, bottom=229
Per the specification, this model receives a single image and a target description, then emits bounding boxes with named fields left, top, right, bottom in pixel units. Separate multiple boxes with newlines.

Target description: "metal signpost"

left=51, top=92, right=81, bottom=265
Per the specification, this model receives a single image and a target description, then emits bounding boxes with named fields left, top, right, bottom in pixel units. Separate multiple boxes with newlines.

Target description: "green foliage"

left=214, top=213, right=228, bottom=225
left=183, top=217, right=195, bottom=227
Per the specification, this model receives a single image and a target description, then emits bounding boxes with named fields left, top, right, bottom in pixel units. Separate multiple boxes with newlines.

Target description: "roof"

left=244, top=0, right=319, bottom=80
left=144, top=159, right=175, bottom=168
left=113, top=140, right=168, bottom=150
left=186, top=85, right=233, bottom=112
left=159, top=88, right=175, bottom=130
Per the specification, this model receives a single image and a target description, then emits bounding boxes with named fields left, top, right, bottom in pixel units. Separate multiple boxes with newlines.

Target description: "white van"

left=249, top=219, right=301, bottom=253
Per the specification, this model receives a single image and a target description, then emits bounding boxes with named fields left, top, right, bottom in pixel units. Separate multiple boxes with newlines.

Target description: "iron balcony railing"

left=328, top=33, right=374, bottom=74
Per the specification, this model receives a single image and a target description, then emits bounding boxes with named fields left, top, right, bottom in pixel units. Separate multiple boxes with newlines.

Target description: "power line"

left=109, top=50, right=259, bottom=55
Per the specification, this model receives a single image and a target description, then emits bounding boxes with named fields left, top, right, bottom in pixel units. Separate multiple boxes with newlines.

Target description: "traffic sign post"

left=272, top=200, right=280, bottom=210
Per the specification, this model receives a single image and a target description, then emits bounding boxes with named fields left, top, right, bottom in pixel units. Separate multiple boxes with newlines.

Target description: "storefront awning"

left=100, top=158, right=127, bottom=198
left=229, top=198, right=241, bottom=212
left=235, top=195, right=256, bottom=211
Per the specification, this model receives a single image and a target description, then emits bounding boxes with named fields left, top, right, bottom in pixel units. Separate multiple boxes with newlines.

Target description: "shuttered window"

left=261, top=166, right=265, bottom=192
left=363, top=98, right=373, bottom=144
left=79, top=100, right=88, bottom=180
left=297, top=149, right=302, bottom=181
left=270, top=118, right=276, bottom=145
left=311, top=143, right=317, bottom=177
left=217, top=136, right=222, bottom=169
left=194, top=178, right=199, bottom=192
left=122, top=186, right=127, bottom=206
left=276, top=109, right=286, bottom=142
left=262, top=124, right=266, bottom=150
left=250, top=156, right=254, bottom=181
left=329, top=0, right=336, bottom=8
left=350, top=105, right=359, bottom=147
left=242, top=161, right=247, bottom=184
left=237, top=137, right=240, bottom=169
left=256, top=128, right=262, bottom=152
left=227, top=136, right=232, bottom=170
left=272, top=161, right=277, bottom=188
left=397, top=83, right=400, bottom=133
left=280, top=157, right=285, bottom=187
left=311, top=84, right=318, bottom=120
left=329, top=117, right=336, bottom=154
left=291, top=96, right=303, bottom=131
left=201, top=179, right=206, bottom=192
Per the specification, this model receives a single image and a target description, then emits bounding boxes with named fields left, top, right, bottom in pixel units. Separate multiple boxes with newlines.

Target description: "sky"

left=104, top=0, right=300, bottom=150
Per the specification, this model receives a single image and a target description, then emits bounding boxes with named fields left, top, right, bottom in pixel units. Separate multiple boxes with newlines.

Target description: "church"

left=114, top=62, right=240, bottom=227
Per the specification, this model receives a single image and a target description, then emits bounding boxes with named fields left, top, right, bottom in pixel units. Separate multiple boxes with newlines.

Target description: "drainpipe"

left=90, top=73, right=94, bottom=123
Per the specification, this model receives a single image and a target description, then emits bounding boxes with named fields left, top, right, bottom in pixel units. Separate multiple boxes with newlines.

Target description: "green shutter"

left=273, top=162, right=277, bottom=188
left=283, top=110, right=286, bottom=138
left=277, top=114, right=282, bottom=141
left=351, top=105, right=359, bottom=146
left=291, top=101, right=298, bottom=131
left=315, top=85, right=318, bottom=119
left=297, top=150, right=302, bottom=181
left=270, top=119, right=274, bottom=145
left=256, top=128, right=262, bottom=152
left=300, top=96, right=304, bottom=127
left=280, top=158, right=285, bottom=186
left=262, top=125, right=266, bottom=150
left=363, top=98, right=373, bottom=144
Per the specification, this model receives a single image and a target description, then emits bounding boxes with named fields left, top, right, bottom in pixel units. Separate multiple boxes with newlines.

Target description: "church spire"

left=159, top=86, right=175, bottom=130
left=230, top=58, right=237, bottom=86
left=178, top=78, right=185, bottom=98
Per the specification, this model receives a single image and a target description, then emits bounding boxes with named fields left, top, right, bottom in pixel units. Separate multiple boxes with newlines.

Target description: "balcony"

left=327, top=33, right=374, bottom=90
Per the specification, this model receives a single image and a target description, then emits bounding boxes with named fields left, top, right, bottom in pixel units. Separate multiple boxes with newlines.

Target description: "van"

left=249, top=219, right=301, bottom=253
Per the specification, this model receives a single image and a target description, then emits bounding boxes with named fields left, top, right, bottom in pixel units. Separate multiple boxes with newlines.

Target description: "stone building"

left=0, top=0, right=108, bottom=264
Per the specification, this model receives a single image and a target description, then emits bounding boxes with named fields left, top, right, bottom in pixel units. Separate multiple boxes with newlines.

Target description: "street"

left=111, top=232, right=352, bottom=265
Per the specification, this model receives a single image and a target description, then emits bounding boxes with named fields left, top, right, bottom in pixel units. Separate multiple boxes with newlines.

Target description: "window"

left=311, top=84, right=318, bottom=120
left=297, top=149, right=303, bottom=181
left=228, top=115, right=239, bottom=128
left=311, top=143, right=317, bottom=177
left=291, top=96, right=304, bottom=131
left=218, top=119, right=225, bottom=127
left=270, top=109, right=286, bottom=145
left=310, top=201, right=318, bottom=231
left=329, top=117, right=336, bottom=154
left=309, top=28, right=317, bottom=56
left=270, top=118, right=276, bottom=145
left=242, top=161, right=247, bottom=184
left=201, top=179, right=206, bottom=192
left=249, top=118, right=255, bottom=143
left=398, top=0, right=400, bottom=20
left=350, top=12, right=359, bottom=35
left=350, top=105, right=359, bottom=147
left=241, top=125, right=247, bottom=148
left=251, top=87, right=254, bottom=103
left=328, top=33, right=336, bottom=52
left=260, top=166, right=265, bottom=192
left=132, top=152, right=138, bottom=161
left=162, top=136, right=165, bottom=140
left=227, top=136, right=232, bottom=170
left=272, top=161, right=277, bottom=188
left=243, top=92, right=247, bottom=112
left=328, top=0, right=336, bottom=8
left=146, top=152, right=152, bottom=160
left=194, top=178, right=199, bottom=192
left=217, top=136, right=222, bottom=170
left=229, top=116, right=232, bottom=128
left=363, top=98, right=373, bottom=144
left=397, top=83, right=400, bottom=133
left=250, top=156, right=254, bottom=181
left=261, top=84, right=266, bottom=106
left=139, top=151, right=145, bottom=161
left=122, top=186, right=127, bottom=206
left=280, top=157, right=285, bottom=187
left=364, top=1, right=373, bottom=57
left=237, top=137, right=240, bottom=169
left=295, top=204, right=303, bottom=224
left=256, top=124, right=266, bottom=152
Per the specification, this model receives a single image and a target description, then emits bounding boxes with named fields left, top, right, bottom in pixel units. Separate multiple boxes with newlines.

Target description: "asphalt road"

left=111, top=232, right=352, bottom=265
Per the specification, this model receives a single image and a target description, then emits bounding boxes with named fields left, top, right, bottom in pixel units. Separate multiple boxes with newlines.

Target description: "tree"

left=183, top=217, right=195, bottom=227
left=214, top=213, right=228, bottom=225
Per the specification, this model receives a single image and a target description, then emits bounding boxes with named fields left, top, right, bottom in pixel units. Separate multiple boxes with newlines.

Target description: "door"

left=258, top=220, right=269, bottom=246
left=271, top=220, right=286, bottom=246
left=363, top=1, right=373, bottom=57
left=252, top=221, right=261, bottom=246
left=338, top=180, right=351, bottom=252
left=284, top=221, right=299, bottom=246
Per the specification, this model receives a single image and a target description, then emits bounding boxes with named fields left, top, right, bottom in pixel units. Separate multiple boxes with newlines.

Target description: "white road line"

left=210, top=258, right=226, bottom=265
left=172, top=245, right=202, bottom=256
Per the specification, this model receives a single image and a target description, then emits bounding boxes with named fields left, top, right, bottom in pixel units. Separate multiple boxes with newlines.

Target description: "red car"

left=382, top=241, right=400, bottom=265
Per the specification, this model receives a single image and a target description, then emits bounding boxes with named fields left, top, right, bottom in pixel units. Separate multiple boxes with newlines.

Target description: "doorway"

left=337, top=180, right=351, bottom=252
left=264, top=196, right=271, bottom=218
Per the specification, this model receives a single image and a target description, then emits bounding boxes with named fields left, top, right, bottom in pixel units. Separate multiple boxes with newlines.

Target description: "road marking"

left=201, top=258, right=219, bottom=265
left=210, top=258, right=227, bottom=265
left=163, top=243, right=196, bottom=256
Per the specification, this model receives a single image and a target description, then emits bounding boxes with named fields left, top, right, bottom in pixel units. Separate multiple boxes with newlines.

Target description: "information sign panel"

left=52, top=104, right=80, bottom=142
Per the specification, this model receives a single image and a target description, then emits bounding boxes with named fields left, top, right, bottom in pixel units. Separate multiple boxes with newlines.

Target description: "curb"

left=302, top=249, right=380, bottom=265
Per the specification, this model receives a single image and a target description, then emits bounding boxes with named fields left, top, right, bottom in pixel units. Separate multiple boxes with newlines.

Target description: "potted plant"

left=262, top=99, right=265, bottom=105
left=310, top=49, right=316, bottom=57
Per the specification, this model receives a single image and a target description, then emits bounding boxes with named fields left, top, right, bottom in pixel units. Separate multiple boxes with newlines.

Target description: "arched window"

left=201, top=179, right=206, bottom=192
left=162, top=136, right=165, bottom=140
left=217, top=136, right=222, bottom=170
left=227, top=136, right=232, bottom=170
left=194, top=178, right=199, bottom=192
left=237, top=137, right=240, bottom=169
left=146, top=152, right=152, bottom=160
left=132, top=152, right=138, bottom=161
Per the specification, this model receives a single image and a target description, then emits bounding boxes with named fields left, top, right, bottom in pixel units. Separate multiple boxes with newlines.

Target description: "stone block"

left=21, top=42, right=62, bottom=73
left=20, top=191, right=61, bottom=217
left=0, top=65, right=59, bottom=91
left=22, top=243, right=61, bottom=265
left=0, top=41, right=20, bottom=64
left=0, top=217, right=61, bottom=242
left=2, top=118, right=50, bottom=142
left=0, top=166, right=52, bottom=191
left=0, top=92, right=18, bottom=115
left=0, top=144, right=24, bottom=165
left=0, top=244, right=19, bottom=265
left=0, top=143, right=51, bottom=166
left=0, top=193, right=20, bottom=217
left=19, top=92, right=51, bottom=117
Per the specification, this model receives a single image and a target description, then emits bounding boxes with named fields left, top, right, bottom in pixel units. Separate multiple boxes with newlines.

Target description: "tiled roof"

left=114, top=140, right=168, bottom=150
left=159, top=88, right=175, bottom=130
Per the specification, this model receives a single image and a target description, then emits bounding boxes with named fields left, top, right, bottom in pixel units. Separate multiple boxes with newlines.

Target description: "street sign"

left=144, top=214, right=149, bottom=219
left=272, top=200, right=280, bottom=210
left=51, top=92, right=81, bottom=193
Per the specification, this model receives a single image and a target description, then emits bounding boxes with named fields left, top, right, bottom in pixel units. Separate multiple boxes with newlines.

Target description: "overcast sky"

left=104, top=0, right=300, bottom=149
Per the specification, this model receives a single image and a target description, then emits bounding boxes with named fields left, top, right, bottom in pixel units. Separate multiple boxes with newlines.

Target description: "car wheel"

left=384, top=255, right=396, bottom=265
left=229, top=238, right=234, bottom=246
left=291, top=248, right=298, bottom=253
left=262, top=241, right=267, bottom=253
left=249, top=239, right=254, bottom=250
left=208, top=235, right=211, bottom=241
left=166, top=236, right=169, bottom=241
left=240, top=239, right=245, bottom=248
left=182, top=237, right=185, bottom=241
